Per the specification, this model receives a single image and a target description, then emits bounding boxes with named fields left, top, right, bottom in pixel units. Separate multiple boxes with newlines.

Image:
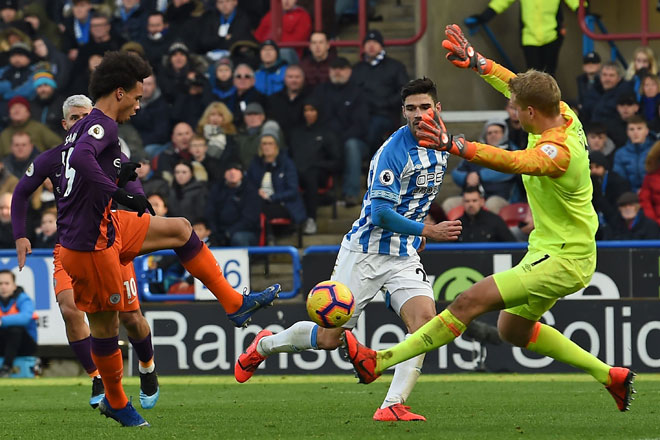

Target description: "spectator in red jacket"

left=639, top=140, right=660, bottom=225
left=254, top=0, right=312, bottom=62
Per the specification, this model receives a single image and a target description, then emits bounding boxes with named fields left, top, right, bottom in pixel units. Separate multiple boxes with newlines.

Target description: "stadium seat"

left=498, top=202, right=530, bottom=227
left=0, top=356, right=38, bottom=378
left=446, top=205, right=464, bottom=220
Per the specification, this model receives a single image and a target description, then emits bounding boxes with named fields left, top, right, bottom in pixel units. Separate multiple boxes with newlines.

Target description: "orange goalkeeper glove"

left=417, top=109, right=476, bottom=160
left=441, top=24, right=492, bottom=75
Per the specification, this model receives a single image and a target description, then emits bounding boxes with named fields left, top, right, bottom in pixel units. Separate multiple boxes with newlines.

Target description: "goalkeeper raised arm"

left=341, top=24, right=636, bottom=414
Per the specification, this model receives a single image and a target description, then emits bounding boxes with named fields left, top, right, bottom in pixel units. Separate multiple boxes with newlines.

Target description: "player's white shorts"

left=330, top=245, right=434, bottom=328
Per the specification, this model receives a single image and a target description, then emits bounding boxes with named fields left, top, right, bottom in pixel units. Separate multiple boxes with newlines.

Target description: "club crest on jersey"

left=109, top=294, right=121, bottom=305
left=540, top=144, right=558, bottom=159
left=25, top=162, right=34, bottom=177
left=379, top=169, right=394, bottom=186
left=88, top=124, right=104, bottom=140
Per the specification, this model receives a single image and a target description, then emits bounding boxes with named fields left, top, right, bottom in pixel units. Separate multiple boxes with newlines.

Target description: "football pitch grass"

left=1, top=374, right=658, bottom=440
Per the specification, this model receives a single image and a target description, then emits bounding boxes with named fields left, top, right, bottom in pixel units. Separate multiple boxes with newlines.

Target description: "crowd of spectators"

left=4, top=0, right=660, bottom=254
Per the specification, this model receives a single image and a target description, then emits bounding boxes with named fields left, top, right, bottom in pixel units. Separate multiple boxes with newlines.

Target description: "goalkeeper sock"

left=378, top=309, right=466, bottom=372
left=176, top=234, right=243, bottom=313
left=526, top=322, right=611, bottom=384
left=381, top=334, right=425, bottom=408
left=257, top=321, right=318, bottom=356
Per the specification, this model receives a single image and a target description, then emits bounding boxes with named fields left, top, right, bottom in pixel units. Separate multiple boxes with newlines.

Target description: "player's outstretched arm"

left=418, top=109, right=569, bottom=178
left=371, top=197, right=461, bottom=241
left=442, top=24, right=516, bottom=98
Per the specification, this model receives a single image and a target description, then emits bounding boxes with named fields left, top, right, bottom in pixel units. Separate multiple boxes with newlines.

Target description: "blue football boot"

left=98, top=397, right=150, bottom=427
left=227, top=284, right=281, bottom=327
left=139, top=371, right=160, bottom=409
left=89, top=376, right=105, bottom=408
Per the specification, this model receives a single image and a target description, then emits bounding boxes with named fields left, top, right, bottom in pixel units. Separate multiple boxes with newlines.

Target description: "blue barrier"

left=133, top=246, right=302, bottom=301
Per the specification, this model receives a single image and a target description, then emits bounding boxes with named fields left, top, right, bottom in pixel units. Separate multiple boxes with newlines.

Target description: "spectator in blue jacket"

left=613, top=115, right=656, bottom=192
left=206, top=162, right=261, bottom=246
left=254, top=40, right=288, bottom=96
left=0, top=42, right=37, bottom=101
left=247, top=132, right=306, bottom=225
left=0, top=269, right=37, bottom=377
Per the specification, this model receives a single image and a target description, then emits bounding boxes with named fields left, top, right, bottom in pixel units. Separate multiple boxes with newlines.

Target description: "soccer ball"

left=306, top=281, right=355, bottom=328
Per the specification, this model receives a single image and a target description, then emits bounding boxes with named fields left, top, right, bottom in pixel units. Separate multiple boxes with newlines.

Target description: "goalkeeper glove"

left=112, top=188, right=155, bottom=217
left=416, top=109, right=476, bottom=160
left=442, top=24, right=492, bottom=75
left=117, top=162, right=140, bottom=188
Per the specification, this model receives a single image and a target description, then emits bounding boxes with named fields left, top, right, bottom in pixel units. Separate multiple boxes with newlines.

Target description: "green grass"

left=1, top=374, right=658, bottom=439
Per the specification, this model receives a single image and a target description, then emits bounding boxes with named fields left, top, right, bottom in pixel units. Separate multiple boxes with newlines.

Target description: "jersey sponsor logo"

left=113, top=158, right=121, bottom=169
left=88, top=124, right=105, bottom=140
left=540, top=144, right=558, bottom=159
left=25, top=162, right=34, bottom=177
left=379, top=170, right=394, bottom=186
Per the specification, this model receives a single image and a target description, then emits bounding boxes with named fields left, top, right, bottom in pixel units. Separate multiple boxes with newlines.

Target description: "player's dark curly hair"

left=401, top=77, right=437, bottom=104
left=88, top=51, right=152, bottom=101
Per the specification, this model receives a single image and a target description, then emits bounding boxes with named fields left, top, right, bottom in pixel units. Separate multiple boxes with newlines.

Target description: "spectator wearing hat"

left=602, top=191, right=660, bottom=240
left=247, top=131, right=306, bottom=227
left=254, top=0, right=312, bottom=60
left=170, top=70, right=214, bottom=128
left=0, top=96, right=61, bottom=156
left=197, top=0, right=254, bottom=55
left=255, top=40, right=288, bottom=96
left=31, top=36, right=72, bottom=91
left=0, top=0, right=18, bottom=29
left=164, top=0, right=204, bottom=48
left=235, top=101, right=285, bottom=169
left=130, top=73, right=171, bottom=157
left=209, top=57, right=237, bottom=109
left=30, top=70, right=65, bottom=136
left=232, top=63, right=267, bottom=128
left=196, top=101, right=238, bottom=161
left=140, top=11, right=174, bottom=74
left=206, top=161, right=261, bottom=247
left=586, top=122, right=616, bottom=169
left=299, top=31, right=336, bottom=88
left=0, top=41, right=36, bottom=101
left=582, top=61, right=634, bottom=129
left=158, top=41, right=208, bottom=104
left=289, top=96, right=341, bottom=234
left=3, top=131, right=39, bottom=178
left=590, top=150, right=631, bottom=232
left=266, top=64, right=309, bottom=143
left=613, top=115, right=656, bottom=192
left=351, top=29, right=409, bottom=156
left=639, top=140, right=660, bottom=225
left=313, top=56, right=369, bottom=206
left=112, top=0, right=150, bottom=42
left=577, top=51, right=601, bottom=112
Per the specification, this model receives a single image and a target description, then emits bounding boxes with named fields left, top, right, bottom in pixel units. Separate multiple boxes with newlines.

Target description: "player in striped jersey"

left=343, top=24, right=635, bottom=413
left=235, top=78, right=462, bottom=421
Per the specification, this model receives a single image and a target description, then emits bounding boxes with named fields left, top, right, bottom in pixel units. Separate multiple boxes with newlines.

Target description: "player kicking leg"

left=236, top=78, right=463, bottom=421
left=342, top=24, right=634, bottom=413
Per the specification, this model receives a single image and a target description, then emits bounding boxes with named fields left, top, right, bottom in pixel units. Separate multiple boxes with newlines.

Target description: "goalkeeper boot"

left=235, top=329, right=273, bottom=383
left=341, top=331, right=381, bottom=384
left=98, top=397, right=150, bottom=427
left=139, top=371, right=160, bottom=409
left=89, top=376, right=105, bottom=408
left=605, top=367, right=636, bottom=412
left=373, top=404, right=426, bottom=422
left=228, top=284, right=281, bottom=328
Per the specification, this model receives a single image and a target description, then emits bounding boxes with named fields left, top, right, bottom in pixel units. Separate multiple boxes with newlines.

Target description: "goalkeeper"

left=343, top=24, right=636, bottom=413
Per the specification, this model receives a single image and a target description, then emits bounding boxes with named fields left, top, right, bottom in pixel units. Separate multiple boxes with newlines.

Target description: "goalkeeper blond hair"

left=508, top=70, right=561, bottom=117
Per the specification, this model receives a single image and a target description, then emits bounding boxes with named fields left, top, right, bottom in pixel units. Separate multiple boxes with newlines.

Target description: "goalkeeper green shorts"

left=493, top=250, right=596, bottom=321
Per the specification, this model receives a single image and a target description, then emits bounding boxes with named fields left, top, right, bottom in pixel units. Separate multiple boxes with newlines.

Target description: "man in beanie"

left=197, top=0, right=254, bottom=54
left=254, top=39, right=288, bottom=96
left=31, top=70, right=66, bottom=135
left=590, top=150, right=631, bottom=236
left=0, top=0, right=19, bottom=32
left=0, top=96, right=61, bottom=156
left=351, top=29, right=409, bottom=156
left=0, top=41, right=36, bottom=101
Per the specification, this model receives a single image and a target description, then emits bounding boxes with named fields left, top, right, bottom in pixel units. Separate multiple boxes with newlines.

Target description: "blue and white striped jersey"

left=341, top=125, right=448, bottom=256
